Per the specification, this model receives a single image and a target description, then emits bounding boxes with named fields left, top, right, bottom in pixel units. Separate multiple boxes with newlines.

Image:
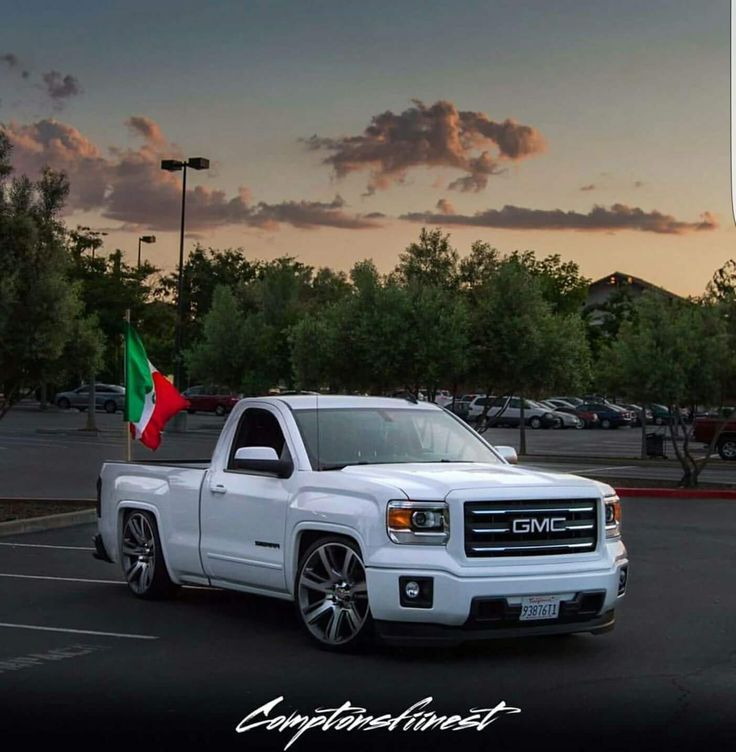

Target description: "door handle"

left=209, top=483, right=227, bottom=495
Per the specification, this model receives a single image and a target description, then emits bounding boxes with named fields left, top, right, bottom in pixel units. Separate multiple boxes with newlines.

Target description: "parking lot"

left=2, top=405, right=735, bottom=499
left=0, top=498, right=734, bottom=749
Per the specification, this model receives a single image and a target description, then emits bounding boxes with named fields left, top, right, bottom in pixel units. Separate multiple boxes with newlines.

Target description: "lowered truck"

left=94, top=395, right=628, bottom=650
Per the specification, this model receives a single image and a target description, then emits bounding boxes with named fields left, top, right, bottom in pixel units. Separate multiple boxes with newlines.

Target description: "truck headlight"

left=605, top=495, right=622, bottom=539
left=387, top=501, right=449, bottom=545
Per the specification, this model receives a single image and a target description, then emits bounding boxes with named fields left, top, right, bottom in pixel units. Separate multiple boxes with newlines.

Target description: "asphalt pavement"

left=0, top=499, right=734, bottom=750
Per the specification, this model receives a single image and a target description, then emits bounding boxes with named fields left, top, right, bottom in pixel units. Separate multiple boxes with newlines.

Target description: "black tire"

left=104, top=400, right=116, bottom=414
left=215, top=404, right=226, bottom=417
left=121, top=510, right=177, bottom=600
left=601, top=418, right=611, bottom=429
left=188, top=408, right=196, bottom=415
left=654, top=417, right=663, bottom=426
left=717, top=437, right=736, bottom=461
left=529, top=416, right=542, bottom=429
left=57, top=397, right=70, bottom=410
left=294, top=536, right=372, bottom=652
left=552, top=417, right=563, bottom=429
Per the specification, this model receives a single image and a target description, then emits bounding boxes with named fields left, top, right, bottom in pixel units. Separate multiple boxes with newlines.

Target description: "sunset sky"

left=1, top=0, right=732, bottom=295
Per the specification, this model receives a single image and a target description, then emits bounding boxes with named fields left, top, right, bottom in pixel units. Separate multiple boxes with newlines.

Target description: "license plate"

left=519, top=595, right=562, bottom=621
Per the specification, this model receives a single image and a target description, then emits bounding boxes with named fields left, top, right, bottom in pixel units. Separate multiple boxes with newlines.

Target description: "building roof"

left=588, top=271, right=683, bottom=300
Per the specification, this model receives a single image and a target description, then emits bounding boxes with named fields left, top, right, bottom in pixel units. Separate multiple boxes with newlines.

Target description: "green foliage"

left=392, top=227, right=459, bottom=289
left=0, top=138, right=103, bottom=417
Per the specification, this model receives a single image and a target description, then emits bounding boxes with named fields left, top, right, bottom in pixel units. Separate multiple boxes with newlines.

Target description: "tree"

left=468, top=259, right=591, bottom=454
left=603, top=293, right=734, bottom=486
left=392, top=227, right=459, bottom=289
left=0, top=135, right=102, bottom=418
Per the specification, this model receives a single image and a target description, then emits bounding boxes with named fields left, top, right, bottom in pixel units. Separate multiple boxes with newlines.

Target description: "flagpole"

left=125, top=309, right=132, bottom=463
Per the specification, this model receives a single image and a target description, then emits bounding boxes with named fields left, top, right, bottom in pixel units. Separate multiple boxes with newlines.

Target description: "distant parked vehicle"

left=537, top=400, right=584, bottom=429
left=182, top=385, right=240, bottom=416
left=548, top=396, right=583, bottom=407
left=618, top=403, right=653, bottom=427
left=480, top=396, right=558, bottom=430
left=578, top=402, right=633, bottom=429
left=554, top=404, right=600, bottom=429
left=466, top=395, right=491, bottom=422
left=55, top=384, right=125, bottom=414
left=646, top=404, right=671, bottom=426
left=693, top=415, right=736, bottom=460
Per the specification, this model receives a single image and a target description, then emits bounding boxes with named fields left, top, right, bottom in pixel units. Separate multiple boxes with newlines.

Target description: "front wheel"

left=57, top=397, right=70, bottom=410
left=529, top=416, right=542, bottom=429
left=215, top=404, right=226, bottom=417
left=121, top=510, right=177, bottom=600
left=104, top=400, right=116, bottom=414
left=601, top=418, right=611, bottom=429
left=295, top=537, right=372, bottom=651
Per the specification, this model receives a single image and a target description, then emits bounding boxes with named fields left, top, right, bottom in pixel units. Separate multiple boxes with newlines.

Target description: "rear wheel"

left=121, top=510, right=177, bottom=600
left=57, top=397, right=70, bottom=410
left=601, top=418, right=611, bottom=429
left=529, top=416, right=542, bottom=429
left=215, top=404, right=226, bottom=417
left=104, top=400, right=116, bottom=414
left=295, top=537, right=371, bottom=651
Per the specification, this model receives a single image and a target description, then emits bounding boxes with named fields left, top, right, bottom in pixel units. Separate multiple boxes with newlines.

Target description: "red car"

left=182, top=385, right=240, bottom=416
left=693, top=415, right=736, bottom=460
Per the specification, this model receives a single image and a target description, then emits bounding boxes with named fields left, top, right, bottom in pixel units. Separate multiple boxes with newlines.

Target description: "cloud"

left=401, top=203, right=718, bottom=235
left=42, top=71, right=82, bottom=104
left=2, top=116, right=381, bottom=231
left=435, top=198, right=456, bottom=214
left=580, top=183, right=596, bottom=191
left=303, top=99, right=545, bottom=194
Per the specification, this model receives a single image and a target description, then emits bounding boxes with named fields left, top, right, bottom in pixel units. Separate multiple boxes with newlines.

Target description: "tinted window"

left=229, top=408, right=290, bottom=470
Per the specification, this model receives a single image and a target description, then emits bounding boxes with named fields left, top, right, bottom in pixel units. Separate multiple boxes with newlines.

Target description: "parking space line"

left=0, top=573, right=124, bottom=585
left=0, top=622, right=158, bottom=640
left=0, top=542, right=94, bottom=551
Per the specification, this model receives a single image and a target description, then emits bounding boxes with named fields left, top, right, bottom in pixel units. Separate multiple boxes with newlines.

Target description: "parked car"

left=182, top=385, right=240, bottom=416
left=55, top=384, right=125, bottom=414
left=466, top=394, right=490, bottom=422
left=548, top=396, right=583, bottom=407
left=95, top=394, right=627, bottom=649
left=646, top=403, right=671, bottom=426
left=693, top=415, right=736, bottom=460
left=578, top=402, right=633, bottom=429
left=537, top=400, right=584, bottom=429
left=618, top=403, right=653, bottom=427
left=482, top=396, right=558, bottom=429
left=559, top=405, right=600, bottom=429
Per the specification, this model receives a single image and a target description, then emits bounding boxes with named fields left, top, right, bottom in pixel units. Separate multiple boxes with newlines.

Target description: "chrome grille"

left=464, top=499, right=598, bottom=557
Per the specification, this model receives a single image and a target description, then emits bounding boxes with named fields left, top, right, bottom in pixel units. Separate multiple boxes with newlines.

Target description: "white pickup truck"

left=94, top=395, right=628, bottom=650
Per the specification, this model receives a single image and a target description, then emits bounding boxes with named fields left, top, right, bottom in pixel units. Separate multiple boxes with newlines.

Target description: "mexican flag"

left=124, top=323, right=189, bottom=450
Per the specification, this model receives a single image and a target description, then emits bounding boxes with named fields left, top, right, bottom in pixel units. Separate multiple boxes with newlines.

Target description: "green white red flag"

left=124, top=323, right=189, bottom=450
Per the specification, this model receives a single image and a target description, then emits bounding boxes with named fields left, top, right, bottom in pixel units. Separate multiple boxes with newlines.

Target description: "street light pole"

left=160, top=157, right=209, bottom=396
left=137, top=235, right=156, bottom=269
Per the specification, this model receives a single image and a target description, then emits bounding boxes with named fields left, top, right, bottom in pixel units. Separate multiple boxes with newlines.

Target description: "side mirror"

left=233, top=446, right=292, bottom=478
left=495, top=445, right=518, bottom=465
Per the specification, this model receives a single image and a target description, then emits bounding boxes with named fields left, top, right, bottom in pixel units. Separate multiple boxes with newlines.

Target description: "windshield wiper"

left=318, top=461, right=371, bottom=471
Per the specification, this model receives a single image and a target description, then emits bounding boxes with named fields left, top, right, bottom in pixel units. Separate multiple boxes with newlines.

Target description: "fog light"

left=399, top=576, right=434, bottom=608
left=618, top=565, right=628, bottom=595
left=405, top=580, right=421, bottom=599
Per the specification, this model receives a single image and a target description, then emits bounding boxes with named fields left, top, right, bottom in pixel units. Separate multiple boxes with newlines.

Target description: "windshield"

left=292, top=407, right=502, bottom=470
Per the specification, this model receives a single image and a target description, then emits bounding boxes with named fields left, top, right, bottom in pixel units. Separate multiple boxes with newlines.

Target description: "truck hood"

left=338, top=462, right=609, bottom=499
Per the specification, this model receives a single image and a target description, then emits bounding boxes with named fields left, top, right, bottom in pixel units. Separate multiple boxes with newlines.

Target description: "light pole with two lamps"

left=160, top=157, right=210, bottom=430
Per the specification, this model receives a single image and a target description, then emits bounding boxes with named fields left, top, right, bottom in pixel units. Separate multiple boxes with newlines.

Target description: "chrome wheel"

left=719, top=439, right=736, bottom=460
left=297, top=541, right=369, bottom=647
left=122, top=512, right=157, bottom=595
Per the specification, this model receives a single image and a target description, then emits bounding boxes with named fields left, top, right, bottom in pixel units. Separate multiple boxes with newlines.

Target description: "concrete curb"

left=0, top=509, right=97, bottom=537
left=616, top=487, right=736, bottom=499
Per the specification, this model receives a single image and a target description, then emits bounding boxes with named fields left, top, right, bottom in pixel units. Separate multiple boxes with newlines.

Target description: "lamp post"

left=160, top=157, right=210, bottom=392
left=137, top=235, right=156, bottom=268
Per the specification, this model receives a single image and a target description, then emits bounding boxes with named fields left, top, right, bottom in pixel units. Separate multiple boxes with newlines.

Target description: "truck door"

left=199, top=406, right=293, bottom=593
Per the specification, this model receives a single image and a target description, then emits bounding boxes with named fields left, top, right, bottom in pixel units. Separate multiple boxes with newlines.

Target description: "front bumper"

left=365, top=552, right=627, bottom=643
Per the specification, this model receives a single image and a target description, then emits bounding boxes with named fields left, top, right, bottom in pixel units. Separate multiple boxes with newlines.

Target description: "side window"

left=228, top=408, right=291, bottom=471
left=509, top=398, right=521, bottom=409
